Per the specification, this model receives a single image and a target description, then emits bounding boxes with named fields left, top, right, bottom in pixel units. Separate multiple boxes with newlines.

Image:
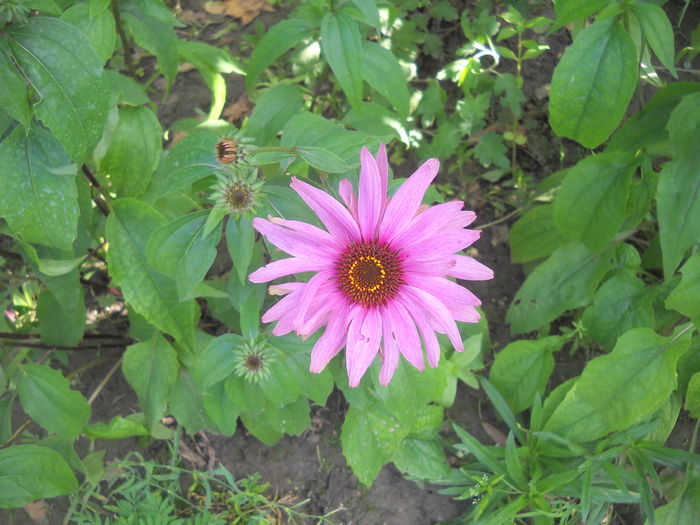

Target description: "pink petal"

left=309, top=302, right=350, bottom=373
left=448, top=255, right=494, bottom=281
left=379, top=306, right=400, bottom=386
left=249, top=257, right=328, bottom=283
left=402, top=257, right=456, bottom=277
left=262, top=291, right=300, bottom=323
left=293, top=271, right=332, bottom=333
left=346, top=307, right=382, bottom=387
left=253, top=217, right=337, bottom=259
left=409, top=276, right=482, bottom=307
left=338, top=179, right=358, bottom=219
left=358, top=147, right=384, bottom=241
left=290, top=177, right=360, bottom=243
left=391, top=202, right=474, bottom=247
left=268, top=282, right=303, bottom=296
left=385, top=300, right=425, bottom=371
left=403, top=285, right=463, bottom=352
left=379, top=158, right=440, bottom=241
left=401, top=230, right=481, bottom=259
left=375, top=143, right=388, bottom=202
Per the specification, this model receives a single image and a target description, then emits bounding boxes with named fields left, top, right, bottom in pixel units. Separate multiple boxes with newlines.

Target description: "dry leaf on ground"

left=204, top=0, right=274, bottom=25
left=223, top=93, right=254, bottom=122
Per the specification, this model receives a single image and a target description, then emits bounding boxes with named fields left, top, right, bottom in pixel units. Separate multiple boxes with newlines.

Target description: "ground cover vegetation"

left=0, top=0, right=699, bottom=522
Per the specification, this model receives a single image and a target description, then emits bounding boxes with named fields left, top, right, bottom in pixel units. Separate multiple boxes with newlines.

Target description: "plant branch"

left=112, top=0, right=135, bottom=77
left=81, top=165, right=111, bottom=216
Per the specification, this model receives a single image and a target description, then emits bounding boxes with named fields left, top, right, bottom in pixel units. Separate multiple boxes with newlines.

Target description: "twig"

left=112, top=0, right=135, bottom=77
left=0, top=339, right=133, bottom=351
left=87, top=356, right=124, bottom=405
left=81, top=165, right=111, bottom=216
left=476, top=207, right=522, bottom=230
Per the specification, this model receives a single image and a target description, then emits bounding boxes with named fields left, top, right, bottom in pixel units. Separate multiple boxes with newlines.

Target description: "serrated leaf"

left=544, top=328, right=690, bottom=442
left=583, top=273, right=655, bottom=351
left=0, top=43, right=32, bottom=128
left=146, top=210, right=221, bottom=301
left=122, top=336, right=179, bottom=431
left=549, top=19, right=637, bottom=148
left=61, top=2, right=116, bottom=63
left=509, top=205, right=566, bottom=263
left=0, top=445, right=78, bottom=508
left=341, top=405, right=405, bottom=486
left=320, top=11, right=363, bottom=107
left=553, top=151, right=636, bottom=253
left=18, top=364, right=90, bottom=437
left=506, top=242, right=614, bottom=334
left=105, top=198, right=197, bottom=349
left=632, top=2, right=676, bottom=77
left=490, top=336, right=563, bottom=414
left=361, top=41, right=409, bottom=119
left=7, top=17, right=110, bottom=162
left=0, top=125, right=79, bottom=251
left=98, top=105, right=162, bottom=196
left=245, top=18, right=311, bottom=90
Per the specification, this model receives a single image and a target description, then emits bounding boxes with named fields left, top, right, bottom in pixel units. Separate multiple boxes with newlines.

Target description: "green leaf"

left=361, top=41, right=409, bottom=119
left=154, top=132, right=219, bottom=198
left=226, top=215, right=255, bottom=283
left=201, top=380, right=239, bottom=436
left=393, top=437, right=451, bottom=479
left=632, top=2, right=676, bottom=77
left=18, top=364, right=90, bottom=437
left=351, top=0, right=381, bottom=30
left=122, top=336, right=179, bottom=431
left=122, top=12, right=178, bottom=87
left=506, top=242, right=614, bottom=334
left=473, top=132, right=509, bottom=169
left=170, top=369, right=216, bottom=435
left=489, top=336, right=564, bottom=414
left=553, top=151, right=636, bottom=253
left=0, top=125, right=78, bottom=251
left=544, top=328, right=691, bottom=442
left=245, top=18, right=311, bottom=90
left=61, top=2, right=116, bottom=63
left=0, top=445, right=78, bottom=508
left=509, top=205, right=566, bottom=263
left=652, top=477, right=700, bottom=525
left=582, top=273, right=656, bottom=351
left=685, top=372, right=700, bottom=419
left=193, top=334, right=243, bottom=388
left=105, top=199, right=197, bottom=349
left=146, top=210, right=221, bottom=301
left=0, top=44, right=32, bottom=128
left=666, top=253, right=700, bottom=323
left=320, top=11, right=363, bottom=107
left=97, top=105, right=162, bottom=197
left=83, top=415, right=150, bottom=440
left=549, top=19, right=637, bottom=148
left=37, top=286, right=85, bottom=346
left=295, top=146, right=350, bottom=173
left=341, top=405, right=405, bottom=486
left=105, top=69, right=149, bottom=106
left=246, top=84, right=304, bottom=145
left=7, top=17, right=110, bottom=162
left=553, top=0, right=608, bottom=27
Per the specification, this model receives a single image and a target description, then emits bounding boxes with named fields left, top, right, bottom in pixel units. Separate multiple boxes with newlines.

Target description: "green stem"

left=111, top=0, right=135, bottom=77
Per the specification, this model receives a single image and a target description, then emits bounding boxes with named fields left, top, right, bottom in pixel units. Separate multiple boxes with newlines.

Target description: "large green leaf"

left=122, top=336, right=179, bottom=431
left=122, top=11, right=178, bottom=87
left=97, top=105, right=162, bottom=197
left=246, top=84, right=305, bottom=145
left=0, top=43, right=32, bottom=128
left=509, top=205, right=566, bottom=263
left=61, top=2, right=116, bottom=63
left=0, top=125, right=78, bottom=251
left=632, top=2, right=676, bottom=77
left=341, top=405, right=405, bottom=486
left=553, top=152, right=636, bottom=253
left=652, top=477, right=700, bottom=525
left=553, top=0, right=608, bottom=28
left=83, top=415, right=150, bottom=440
left=549, top=19, right=637, bottom=148
left=582, top=273, right=656, bottom=351
left=506, top=242, right=614, bottom=334
left=361, top=41, right=409, bottom=119
left=37, top=285, right=85, bottom=347
left=105, top=198, right=197, bottom=349
left=226, top=215, right=255, bottom=283
left=18, top=364, right=90, bottom=437
left=544, top=328, right=690, bottom=442
left=245, top=17, right=311, bottom=90
left=490, top=336, right=564, bottom=414
left=146, top=210, right=221, bottom=300
left=7, top=17, right=110, bottom=162
left=192, top=334, right=243, bottom=388
left=0, top=445, right=78, bottom=508
left=320, top=11, right=363, bottom=107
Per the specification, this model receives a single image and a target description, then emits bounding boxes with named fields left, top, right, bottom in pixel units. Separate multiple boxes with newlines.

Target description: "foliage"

left=1, top=0, right=700, bottom=523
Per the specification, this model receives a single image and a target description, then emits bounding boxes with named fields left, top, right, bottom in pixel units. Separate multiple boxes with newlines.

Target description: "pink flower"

left=249, top=145, right=493, bottom=387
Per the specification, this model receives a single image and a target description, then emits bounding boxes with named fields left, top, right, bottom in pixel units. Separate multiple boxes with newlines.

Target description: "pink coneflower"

left=249, top=145, right=493, bottom=387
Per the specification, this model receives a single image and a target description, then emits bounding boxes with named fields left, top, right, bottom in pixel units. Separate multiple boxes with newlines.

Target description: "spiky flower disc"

left=249, top=144, right=493, bottom=387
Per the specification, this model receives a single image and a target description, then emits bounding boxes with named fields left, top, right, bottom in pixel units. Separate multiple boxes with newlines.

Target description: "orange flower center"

left=337, top=241, right=403, bottom=307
